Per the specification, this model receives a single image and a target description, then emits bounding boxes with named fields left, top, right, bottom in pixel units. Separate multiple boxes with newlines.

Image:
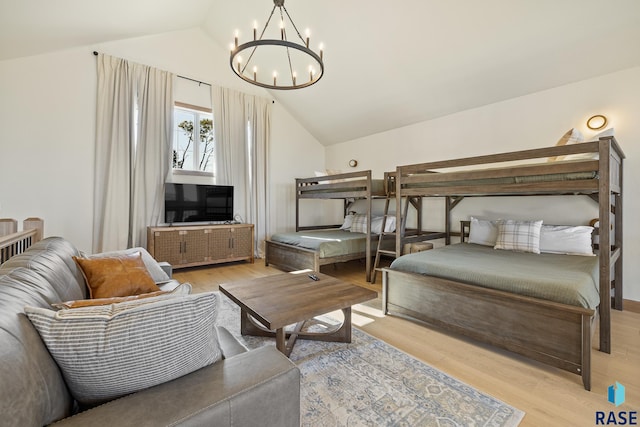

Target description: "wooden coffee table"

left=219, top=272, right=377, bottom=357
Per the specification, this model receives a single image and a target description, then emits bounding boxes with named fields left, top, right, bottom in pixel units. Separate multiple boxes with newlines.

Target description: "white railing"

left=0, top=218, right=44, bottom=264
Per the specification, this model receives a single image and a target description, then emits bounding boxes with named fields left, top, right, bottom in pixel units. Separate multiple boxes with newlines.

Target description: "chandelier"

left=230, top=0, right=324, bottom=90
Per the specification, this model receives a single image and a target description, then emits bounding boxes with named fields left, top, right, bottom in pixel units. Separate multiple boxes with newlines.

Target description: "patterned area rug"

left=215, top=293, right=524, bottom=427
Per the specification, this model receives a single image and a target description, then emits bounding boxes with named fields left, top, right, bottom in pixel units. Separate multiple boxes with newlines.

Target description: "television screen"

left=164, top=184, right=234, bottom=223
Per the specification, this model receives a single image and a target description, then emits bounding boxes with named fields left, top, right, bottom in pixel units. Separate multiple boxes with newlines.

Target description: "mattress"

left=269, top=229, right=370, bottom=259
left=389, top=243, right=599, bottom=309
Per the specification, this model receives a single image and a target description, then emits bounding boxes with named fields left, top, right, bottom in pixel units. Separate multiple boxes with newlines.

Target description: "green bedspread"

left=390, top=243, right=599, bottom=309
left=269, top=229, right=369, bottom=258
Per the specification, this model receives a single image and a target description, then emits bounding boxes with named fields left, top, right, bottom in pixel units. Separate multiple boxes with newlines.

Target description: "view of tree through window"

left=173, top=106, right=214, bottom=174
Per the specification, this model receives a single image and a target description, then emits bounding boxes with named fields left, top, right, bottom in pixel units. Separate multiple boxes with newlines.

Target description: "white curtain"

left=212, top=87, right=245, bottom=187
left=94, top=54, right=132, bottom=252
left=212, top=86, right=271, bottom=257
left=93, top=54, right=174, bottom=253
left=247, top=96, right=271, bottom=258
left=131, top=64, right=174, bottom=248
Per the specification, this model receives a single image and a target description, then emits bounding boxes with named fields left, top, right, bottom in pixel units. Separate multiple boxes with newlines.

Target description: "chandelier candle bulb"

left=253, top=21, right=257, bottom=40
left=305, top=29, right=310, bottom=48
left=253, top=67, right=257, bottom=81
left=234, top=30, right=239, bottom=48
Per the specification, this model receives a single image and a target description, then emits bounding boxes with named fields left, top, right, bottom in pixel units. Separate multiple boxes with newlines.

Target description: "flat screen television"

left=164, top=183, right=234, bottom=224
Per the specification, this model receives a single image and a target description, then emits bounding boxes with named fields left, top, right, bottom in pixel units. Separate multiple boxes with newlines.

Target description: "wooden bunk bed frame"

left=382, top=137, right=624, bottom=390
left=265, top=170, right=387, bottom=282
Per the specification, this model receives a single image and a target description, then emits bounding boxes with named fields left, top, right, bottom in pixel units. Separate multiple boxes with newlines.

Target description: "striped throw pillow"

left=25, top=292, right=221, bottom=406
left=494, top=219, right=543, bottom=254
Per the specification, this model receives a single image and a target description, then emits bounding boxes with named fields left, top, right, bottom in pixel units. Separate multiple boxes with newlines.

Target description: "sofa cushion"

left=0, top=237, right=90, bottom=425
left=0, top=267, right=75, bottom=426
left=0, top=236, right=86, bottom=302
left=74, top=252, right=160, bottom=299
left=42, top=346, right=300, bottom=427
left=25, top=291, right=222, bottom=406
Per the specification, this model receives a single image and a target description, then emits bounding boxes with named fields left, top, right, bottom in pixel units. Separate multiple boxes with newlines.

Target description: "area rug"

left=215, top=293, right=525, bottom=427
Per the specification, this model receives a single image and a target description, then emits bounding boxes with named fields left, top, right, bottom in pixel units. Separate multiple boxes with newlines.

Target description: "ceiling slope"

left=3, top=0, right=640, bottom=145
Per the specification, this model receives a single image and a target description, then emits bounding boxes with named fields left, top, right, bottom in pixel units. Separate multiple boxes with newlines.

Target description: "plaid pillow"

left=349, top=214, right=368, bottom=233
left=494, top=220, right=543, bottom=254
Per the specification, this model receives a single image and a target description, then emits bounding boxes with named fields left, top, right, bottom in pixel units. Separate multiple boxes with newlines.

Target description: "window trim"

left=171, top=169, right=214, bottom=177
left=175, top=101, right=212, bottom=114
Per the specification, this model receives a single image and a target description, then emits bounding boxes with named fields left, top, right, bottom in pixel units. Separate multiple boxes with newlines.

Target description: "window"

left=172, top=102, right=215, bottom=174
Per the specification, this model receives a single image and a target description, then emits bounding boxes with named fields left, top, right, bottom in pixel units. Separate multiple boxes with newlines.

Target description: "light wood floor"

left=174, top=260, right=640, bottom=426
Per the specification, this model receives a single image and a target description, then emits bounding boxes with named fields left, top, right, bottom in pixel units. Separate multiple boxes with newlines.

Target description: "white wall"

left=270, top=102, right=328, bottom=232
left=0, top=28, right=325, bottom=253
left=0, top=48, right=95, bottom=249
left=326, top=67, right=640, bottom=302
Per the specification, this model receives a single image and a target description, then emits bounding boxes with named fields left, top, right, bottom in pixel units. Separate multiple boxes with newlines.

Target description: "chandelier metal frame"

left=229, top=0, right=324, bottom=90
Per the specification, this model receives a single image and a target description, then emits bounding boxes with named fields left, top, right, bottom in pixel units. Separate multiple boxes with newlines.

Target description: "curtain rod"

left=92, top=51, right=211, bottom=87
left=91, top=51, right=272, bottom=102
left=177, top=75, right=211, bottom=87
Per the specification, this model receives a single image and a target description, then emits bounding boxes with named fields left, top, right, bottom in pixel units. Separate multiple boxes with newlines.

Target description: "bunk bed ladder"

left=371, top=194, right=409, bottom=283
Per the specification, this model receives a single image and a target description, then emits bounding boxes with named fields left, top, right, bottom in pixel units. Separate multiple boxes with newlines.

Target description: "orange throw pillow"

left=74, top=252, right=160, bottom=299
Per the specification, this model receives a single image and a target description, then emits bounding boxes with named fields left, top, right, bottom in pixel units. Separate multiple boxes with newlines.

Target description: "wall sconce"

left=348, top=159, right=358, bottom=167
left=586, top=115, right=607, bottom=130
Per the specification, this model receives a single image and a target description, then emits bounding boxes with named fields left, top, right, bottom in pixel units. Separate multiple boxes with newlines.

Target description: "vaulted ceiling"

left=2, top=0, right=640, bottom=145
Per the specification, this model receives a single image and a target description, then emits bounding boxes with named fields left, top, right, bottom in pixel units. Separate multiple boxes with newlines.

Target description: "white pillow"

left=371, top=216, right=396, bottom=234
left=548, top=128, right=584, bottom=162
left=561, top=128, right=614, bottom=161
left=25, top=292, right=221, bottom=406
left=494, top=219, right=543, bottom=254
left=539, top=225, right=594, bottom=256
left=340, top=214, right=355, bottom=230
left=468, top=216, right=499, bottom=246
left=586, top=127, right=614, bottom=142
left=314, top=169, right=345, bottom=183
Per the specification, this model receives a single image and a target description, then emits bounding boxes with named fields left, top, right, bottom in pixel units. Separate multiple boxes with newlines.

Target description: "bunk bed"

left=381, top=136, right=624, bottom=390
left=265, top=170, right=388, bottom=282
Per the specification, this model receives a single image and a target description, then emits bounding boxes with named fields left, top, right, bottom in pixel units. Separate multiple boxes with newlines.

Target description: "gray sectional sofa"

left=0, top=237, right=300, bottom=427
